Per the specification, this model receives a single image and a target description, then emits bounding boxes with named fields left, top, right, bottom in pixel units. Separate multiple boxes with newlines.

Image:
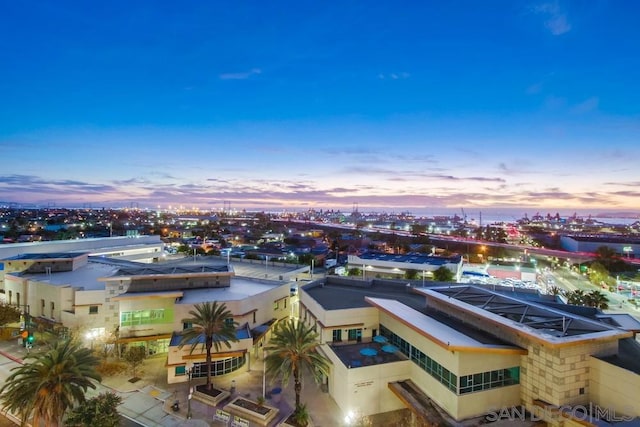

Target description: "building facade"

left=299, top=278, right=640, bottom=426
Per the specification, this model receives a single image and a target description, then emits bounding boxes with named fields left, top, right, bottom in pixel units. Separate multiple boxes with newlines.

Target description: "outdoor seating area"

left=330, top=337, right=407, bottom=369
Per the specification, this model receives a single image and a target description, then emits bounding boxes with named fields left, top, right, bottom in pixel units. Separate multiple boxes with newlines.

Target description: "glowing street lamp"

left=186, top=361, right=194, bottom=419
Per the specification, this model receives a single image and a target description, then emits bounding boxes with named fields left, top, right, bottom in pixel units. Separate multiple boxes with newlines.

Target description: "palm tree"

left=585, top=290, right=609, bottom=310
left=179, top=301, right=238, bottom=390
left=264, top=319, right=329, bottom=422
left=565, top=289, right=586, bottom=305
left=0, top=339, right=101, bottom=427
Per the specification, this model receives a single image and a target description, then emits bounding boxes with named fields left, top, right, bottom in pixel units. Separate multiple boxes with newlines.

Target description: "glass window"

left=332, top=329, right=342, bottom=342
left=89, top=305, right=99, bottom=314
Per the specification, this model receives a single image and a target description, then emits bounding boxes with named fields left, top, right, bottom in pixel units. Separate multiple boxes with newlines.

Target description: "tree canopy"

left=179, top=301, right=238, bottom=389
left=265, top=319, right=329, bottom=425
left=0, top=302, right=21, bottom=327
left=0, top=339, right=101, bottom=427
left=66, top=392, right=122, bottom=427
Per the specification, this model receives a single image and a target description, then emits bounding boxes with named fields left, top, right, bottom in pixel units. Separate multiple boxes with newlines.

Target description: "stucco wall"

left=589, top=356, right=640, bottom=418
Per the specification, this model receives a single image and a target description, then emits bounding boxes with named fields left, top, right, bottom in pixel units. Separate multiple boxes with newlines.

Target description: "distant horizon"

left=2, top=202, right=639, bottom=220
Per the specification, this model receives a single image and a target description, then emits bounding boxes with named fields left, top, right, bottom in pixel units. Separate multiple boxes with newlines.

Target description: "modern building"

left=0, top=236, right=165, bottom=293
left=0, top=248, right=295, bottom=384
left=347, top=253, right=464, bottom=282
left=299, top=278, right=640, bottom=426
left=560, top=235, right=639, bottom=258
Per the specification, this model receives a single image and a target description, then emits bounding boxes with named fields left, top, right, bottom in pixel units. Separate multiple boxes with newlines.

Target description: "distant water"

left=409, top=208, right=640, bottom=226
left=305, top=207, right=640, bottom=226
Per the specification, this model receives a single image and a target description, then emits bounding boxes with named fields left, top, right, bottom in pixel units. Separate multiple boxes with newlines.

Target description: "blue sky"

left=1, top=1, right=639, bottom=213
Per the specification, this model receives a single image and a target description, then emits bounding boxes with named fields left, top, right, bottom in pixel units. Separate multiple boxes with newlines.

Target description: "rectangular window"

left=332, top=329, right=342, bottom=342
left=175, top=365, right=186, bottom=376
left=120, top=309, right=171, bottom=326
left=183, top=322, right=192, bottom=330
left=89, top=306, right=99, bottom=315
left=253, top=312, right=256, bottom=324
left=224, top=318, right=234, bottom=327
left=274, top=301, right=279, bottom=310
left=50, top=302, right=55, bottom=318
left=16, top=293, right=20, bottom=308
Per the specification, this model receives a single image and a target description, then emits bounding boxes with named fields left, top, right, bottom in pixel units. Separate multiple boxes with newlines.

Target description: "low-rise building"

left=299, top=278, right=640, bottom=426
left=1, top=248, right=295, bottom=385
left=347, top=253, right=463, bottom=282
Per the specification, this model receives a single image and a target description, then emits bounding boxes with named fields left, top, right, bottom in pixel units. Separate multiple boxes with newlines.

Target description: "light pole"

left=265, top=256, right=269, bottom=278
left=311, top=258, right=314, bottom=279
left=186, top=361, right=194, bottom=419
left=262, top=348, right=267, bottom=399
left=85, top=330, right=98, bottom=350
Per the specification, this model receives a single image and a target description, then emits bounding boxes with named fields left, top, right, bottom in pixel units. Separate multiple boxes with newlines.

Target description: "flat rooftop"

left=330, top=340, right=408, bottom=369
left=17, top=261, right=118, bottom=290
left=303, top=279, right=518, bottom=348
left=3, top=252, right=87, bottom=260
left=178, top=278, right=284, bottom=304
left=113, top=277, right=285, bottom=302
left=354, top=252, right=462, bottom=266
left=112, top=264, right=230, bottom=278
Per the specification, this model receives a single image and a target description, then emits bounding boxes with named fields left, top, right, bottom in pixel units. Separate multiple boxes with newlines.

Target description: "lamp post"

left=262, top=348, right=267, bottom=399
left=265, top=256, right=269, bottom=278
left=85, top=330, right=98, bottom=350
left=186, top=362, right=194, bottom=419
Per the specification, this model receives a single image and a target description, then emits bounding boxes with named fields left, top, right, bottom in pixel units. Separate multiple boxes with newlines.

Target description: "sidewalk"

left=0, top=339, right=343, bottom=427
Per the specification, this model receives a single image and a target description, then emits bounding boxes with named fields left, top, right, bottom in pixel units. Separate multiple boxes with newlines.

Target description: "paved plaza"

left=0, top=337, right=343, bottom=427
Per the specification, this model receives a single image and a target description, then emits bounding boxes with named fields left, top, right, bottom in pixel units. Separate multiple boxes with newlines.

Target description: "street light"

left=262, top=348, right=267, bottom=399
left=186, top=361, right=194, bottom=419
left=85, top=330, right=99, bottom=350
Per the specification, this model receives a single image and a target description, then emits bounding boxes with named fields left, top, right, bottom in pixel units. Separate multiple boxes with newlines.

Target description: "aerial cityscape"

left=1, top=1, right=640, bottom=427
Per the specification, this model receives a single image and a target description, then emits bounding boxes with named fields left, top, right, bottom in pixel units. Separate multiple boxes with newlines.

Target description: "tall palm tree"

left=0, top=339, right=101, bottom=427
left=264, top=319, right=330, bottom=417
left=179, top=301, right=238, bottom=390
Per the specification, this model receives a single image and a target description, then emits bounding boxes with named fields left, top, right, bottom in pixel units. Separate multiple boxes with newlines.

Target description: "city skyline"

left=1, top=1, right=639, bottom=213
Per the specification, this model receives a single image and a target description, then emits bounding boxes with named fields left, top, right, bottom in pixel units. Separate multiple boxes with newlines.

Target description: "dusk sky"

left=1, top=1, right=639, bottom=214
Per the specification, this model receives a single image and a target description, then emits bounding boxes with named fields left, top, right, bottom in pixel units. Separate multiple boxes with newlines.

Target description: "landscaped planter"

left=223, top=396, right=279, bottom=426
left=279, top=413, right=315, bottom=427
left=192, top=384, right=230, bottom=406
